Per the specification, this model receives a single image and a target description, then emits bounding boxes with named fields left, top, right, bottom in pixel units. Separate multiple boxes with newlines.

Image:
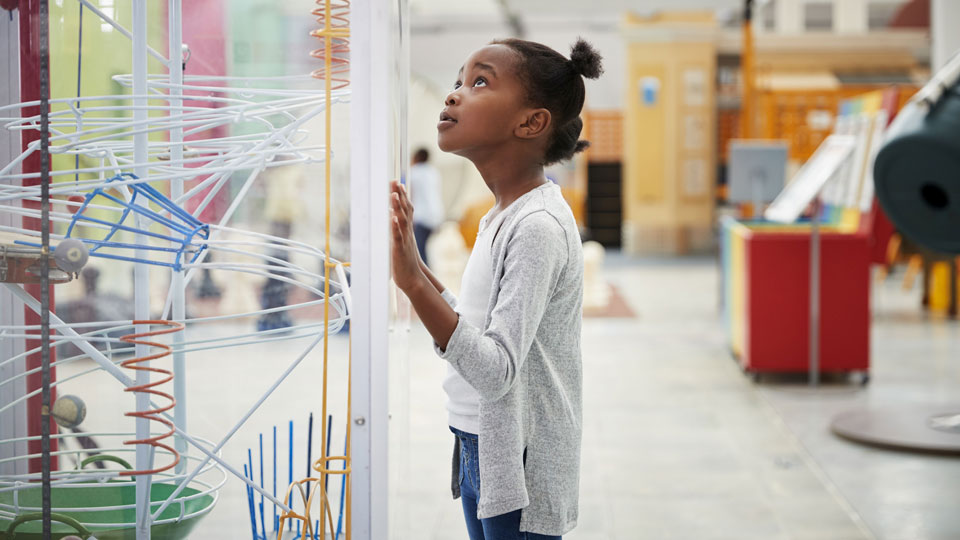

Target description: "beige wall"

left=622, top=15, right=717, bottom=254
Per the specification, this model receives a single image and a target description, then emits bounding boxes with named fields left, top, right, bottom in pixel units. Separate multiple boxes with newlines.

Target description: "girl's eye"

left=473, top=77, right=487, bottom=87
left=453, top=80, right=462, bottom=90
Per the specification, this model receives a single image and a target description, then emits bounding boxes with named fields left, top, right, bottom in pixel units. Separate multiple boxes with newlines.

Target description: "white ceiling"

left=410, top=0, right=745, bottom=19
left=407, top=0, right=747, bottom=108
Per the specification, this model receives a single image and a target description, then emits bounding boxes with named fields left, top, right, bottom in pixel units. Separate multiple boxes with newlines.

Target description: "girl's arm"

left=438, top=211, right=568, bottom=401
left=391, top=181, right=458, bottom=350
left=418, top=257, right=447, bottom=296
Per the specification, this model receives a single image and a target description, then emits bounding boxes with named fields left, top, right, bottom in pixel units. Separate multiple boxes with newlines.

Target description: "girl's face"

left=437, top=45, right=530, bottom=158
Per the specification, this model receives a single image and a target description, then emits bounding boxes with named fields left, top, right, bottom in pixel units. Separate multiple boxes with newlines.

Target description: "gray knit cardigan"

left=436, top=182, right=583, bottom=536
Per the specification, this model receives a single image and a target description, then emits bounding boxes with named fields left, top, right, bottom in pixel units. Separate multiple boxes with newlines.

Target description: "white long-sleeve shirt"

left=442, top=206, right=508, bottom=434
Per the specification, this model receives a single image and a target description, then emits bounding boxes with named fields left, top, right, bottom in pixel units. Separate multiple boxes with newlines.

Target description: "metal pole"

left=132, top=1, right=152, bottom=537
left=740, top=0, right=755, bottom=139
left=751, top=174, right=763, bottom=219
left=809, top=198, right=821, bottom=386
left=168, top=0, right=187, bottom=478
left=20, top=0, right=60, bottom=481
left=38, top=0, right=52, bottom=536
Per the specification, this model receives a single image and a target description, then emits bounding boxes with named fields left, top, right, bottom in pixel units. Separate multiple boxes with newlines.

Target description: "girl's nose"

left=445, top=91, right=459, bottom=106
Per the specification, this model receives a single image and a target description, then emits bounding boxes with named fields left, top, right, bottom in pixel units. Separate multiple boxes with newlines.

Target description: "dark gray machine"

left=874, top=55, right=960, bottom=255
left=832, top=52, right=960, bottom=455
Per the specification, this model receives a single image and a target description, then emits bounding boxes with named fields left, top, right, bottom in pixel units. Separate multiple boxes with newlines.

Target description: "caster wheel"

left=860, top=373, right=870, bottom=386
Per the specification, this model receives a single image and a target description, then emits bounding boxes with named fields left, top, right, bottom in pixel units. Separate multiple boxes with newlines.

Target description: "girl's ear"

left=515, top=108, right=551, bottom=140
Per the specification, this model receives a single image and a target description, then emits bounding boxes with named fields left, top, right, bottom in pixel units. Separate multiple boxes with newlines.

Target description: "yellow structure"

left=622, top=12, right=717, bottom=254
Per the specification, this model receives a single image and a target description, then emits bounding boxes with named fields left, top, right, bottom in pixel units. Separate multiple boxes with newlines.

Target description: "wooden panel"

left=584, top=110, right=622, bottom=163
left=624, top=61, right=666, bottom=202
left=725, top=84, right=921, bottom=163
left=718, top=109, right=740, bottom=164
left=677, top=60, right=715, bottom=204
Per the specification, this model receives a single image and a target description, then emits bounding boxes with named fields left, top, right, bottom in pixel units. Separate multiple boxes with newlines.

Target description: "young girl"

left=390, top=38, right=602, bottom=540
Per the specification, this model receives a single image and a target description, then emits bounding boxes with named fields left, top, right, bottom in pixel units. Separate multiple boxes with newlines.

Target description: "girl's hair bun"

left=569, top=38, right=603, bottom=80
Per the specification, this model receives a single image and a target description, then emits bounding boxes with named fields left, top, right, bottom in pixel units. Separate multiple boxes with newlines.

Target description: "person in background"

left=409, top=147, right=445, bottom=266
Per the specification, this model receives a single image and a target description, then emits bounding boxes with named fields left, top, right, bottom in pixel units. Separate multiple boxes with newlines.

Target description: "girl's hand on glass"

left=390, top=180, right=424, bottom=293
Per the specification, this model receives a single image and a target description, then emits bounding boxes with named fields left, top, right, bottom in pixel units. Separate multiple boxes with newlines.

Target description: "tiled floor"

left=755, top=272, right=960, bottom=540
left=55, top=254, right=960, bottom=539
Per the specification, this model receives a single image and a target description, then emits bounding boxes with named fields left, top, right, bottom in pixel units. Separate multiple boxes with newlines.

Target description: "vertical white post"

left=751, top=174, right=763, bottom=219
left=932, top=0, right=960, bottom=72
left=390, top=2, right=411, bottom=536
left=834, top=0, right=867, bottom=34
left=168, top=0, right=187, bottom=478
left=809, top=198, right=821, bottom=387
left=132, top=1, right=153, bottom=538
left=0, top=7, right=28, bottom=479
left=774, top=0, right=804, bottom=34
left=350, top=1, right=392, bottom=538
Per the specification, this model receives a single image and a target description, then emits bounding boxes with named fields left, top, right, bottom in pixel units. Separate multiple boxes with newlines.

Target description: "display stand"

left=807, top=199, right=820, bottom=386
left=762, top=135, right=857, bottom=385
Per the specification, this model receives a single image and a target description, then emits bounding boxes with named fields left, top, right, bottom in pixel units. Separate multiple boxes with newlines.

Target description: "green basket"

left=0, top=480, right=215, bottom=540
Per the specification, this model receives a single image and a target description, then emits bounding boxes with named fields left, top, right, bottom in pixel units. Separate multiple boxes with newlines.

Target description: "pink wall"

left=167, top=0, right=229, bottom=223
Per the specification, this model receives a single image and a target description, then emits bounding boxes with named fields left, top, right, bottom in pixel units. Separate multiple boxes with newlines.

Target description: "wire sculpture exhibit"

left=0, top=1, right=354, bottom=537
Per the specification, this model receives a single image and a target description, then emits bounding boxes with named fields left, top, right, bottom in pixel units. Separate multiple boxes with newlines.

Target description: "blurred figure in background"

left=409, top=147, right=444, bottom=266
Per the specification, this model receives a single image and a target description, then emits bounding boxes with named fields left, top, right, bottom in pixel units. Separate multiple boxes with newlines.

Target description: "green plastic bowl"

left=0, top=481, right=215, bottom=540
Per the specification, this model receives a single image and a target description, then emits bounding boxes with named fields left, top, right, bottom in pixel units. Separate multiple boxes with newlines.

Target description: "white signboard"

left=764, top=135, right=857, bottom=223
left=859, top=109, right=889, bottom=211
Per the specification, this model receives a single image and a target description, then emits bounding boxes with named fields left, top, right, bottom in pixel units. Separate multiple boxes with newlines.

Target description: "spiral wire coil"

left=119, top=320, right=184, bottom=476
left=309, top=0, right=351, bottom=88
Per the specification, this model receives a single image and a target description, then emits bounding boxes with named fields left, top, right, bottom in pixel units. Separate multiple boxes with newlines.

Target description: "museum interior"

left=0, top=0, right=958, bottom=539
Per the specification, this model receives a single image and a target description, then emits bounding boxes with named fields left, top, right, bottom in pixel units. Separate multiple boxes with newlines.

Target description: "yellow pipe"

left=308, top=1, right=353, bottom=537
left=321, top=0, right=333, bottom=533
left=740, top=0, right=755, bottom=139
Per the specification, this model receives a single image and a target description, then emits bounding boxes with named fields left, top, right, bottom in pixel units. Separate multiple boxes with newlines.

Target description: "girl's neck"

left=473, top=154, right=546, bottom=212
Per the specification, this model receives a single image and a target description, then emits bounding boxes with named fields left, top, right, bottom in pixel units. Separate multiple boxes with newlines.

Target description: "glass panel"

left=0, top=1, right=401, bottom=538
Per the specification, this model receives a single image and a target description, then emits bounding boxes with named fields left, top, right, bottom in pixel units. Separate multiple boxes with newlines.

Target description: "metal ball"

left=54, top=238, right=89, bottom=273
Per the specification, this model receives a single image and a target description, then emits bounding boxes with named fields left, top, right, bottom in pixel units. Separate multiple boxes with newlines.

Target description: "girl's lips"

left=438, top=111, right=457, bottom=130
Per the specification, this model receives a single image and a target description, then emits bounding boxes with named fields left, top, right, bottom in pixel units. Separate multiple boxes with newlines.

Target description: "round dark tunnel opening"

left=920, top=183, right=949, bottom=210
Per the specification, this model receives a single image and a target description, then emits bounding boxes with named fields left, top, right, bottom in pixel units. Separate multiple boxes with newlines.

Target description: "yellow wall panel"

left=625, top=61, right=666, bottom=203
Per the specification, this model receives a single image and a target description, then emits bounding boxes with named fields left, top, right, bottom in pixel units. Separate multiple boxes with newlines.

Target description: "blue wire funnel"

left=27, top=173, right=210, bottom=272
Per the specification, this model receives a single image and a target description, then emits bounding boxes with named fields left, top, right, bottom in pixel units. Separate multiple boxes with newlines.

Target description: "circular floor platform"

left=831, top=405, right=960, bottom=455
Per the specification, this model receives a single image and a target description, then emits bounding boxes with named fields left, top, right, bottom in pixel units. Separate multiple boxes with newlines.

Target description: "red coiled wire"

left=119, top=320, right=184, bottom=476
left=309, top=0, right=350, bottom=88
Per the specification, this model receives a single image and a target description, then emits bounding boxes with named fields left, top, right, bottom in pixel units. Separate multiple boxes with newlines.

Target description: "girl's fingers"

left=393, top=195, right=414, bottom=229
left=392, top=191, right=411, bottom=219
left=392, top=211, right=408, bottom=241
left=392, top=216, right=405, bottom=244
left=393, top=182, right=413, bottom=212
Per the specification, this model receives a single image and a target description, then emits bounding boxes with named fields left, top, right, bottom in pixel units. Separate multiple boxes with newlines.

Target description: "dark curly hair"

left=492, top=37, right=603, bottom=165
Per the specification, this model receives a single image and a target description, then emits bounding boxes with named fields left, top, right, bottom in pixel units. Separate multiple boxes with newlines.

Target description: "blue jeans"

left=413, top=223, right=432, bottom=266
left=450, top=427, right=561, bottom=540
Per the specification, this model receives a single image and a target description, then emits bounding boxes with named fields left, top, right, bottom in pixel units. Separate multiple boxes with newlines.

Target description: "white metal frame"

left=0, top=1, right=362, bottom=538
left=349, top=1, right=392, bottom=537
left=0, top=5, right=27, bottom=480
left=1, top=1, right=418, bottom=536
